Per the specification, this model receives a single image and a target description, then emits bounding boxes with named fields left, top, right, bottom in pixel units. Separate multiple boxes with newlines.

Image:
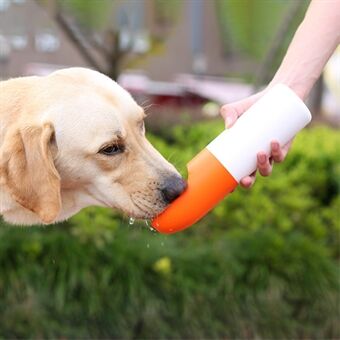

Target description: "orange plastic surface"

left=152, top=148, right=238, bottom=234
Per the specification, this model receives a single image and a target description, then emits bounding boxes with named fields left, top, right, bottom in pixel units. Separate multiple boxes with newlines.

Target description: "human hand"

left=220, top=90, right=292, bottom=188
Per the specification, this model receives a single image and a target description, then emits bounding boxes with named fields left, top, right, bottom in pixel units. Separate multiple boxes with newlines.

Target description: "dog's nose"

left=161, top=175, right=187, bottom=204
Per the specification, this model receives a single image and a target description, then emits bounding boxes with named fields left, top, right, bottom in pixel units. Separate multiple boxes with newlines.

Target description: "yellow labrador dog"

left=0, top=68, right=186, bottom=225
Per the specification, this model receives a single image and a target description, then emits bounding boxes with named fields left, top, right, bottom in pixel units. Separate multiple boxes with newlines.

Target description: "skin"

left=221, top=0, right=340, bottom=188
left=0, top=68, right=184, bottom=225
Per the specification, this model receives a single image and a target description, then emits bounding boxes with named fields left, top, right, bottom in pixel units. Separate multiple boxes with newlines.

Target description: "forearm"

left=270, top=0, right=340, bottom=100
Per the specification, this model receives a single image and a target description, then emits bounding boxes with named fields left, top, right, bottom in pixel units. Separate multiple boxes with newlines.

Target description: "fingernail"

left=258, top=154, right=266, bottom=163
left=272, top=142, right=279, bottom=151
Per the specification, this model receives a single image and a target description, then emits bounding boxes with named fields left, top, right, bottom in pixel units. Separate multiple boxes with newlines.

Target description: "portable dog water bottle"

left=152, top=84, right=312, bottom=234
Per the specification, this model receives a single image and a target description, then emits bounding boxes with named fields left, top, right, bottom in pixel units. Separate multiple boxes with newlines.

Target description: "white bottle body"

left=207, top=84, right=312, bottom=182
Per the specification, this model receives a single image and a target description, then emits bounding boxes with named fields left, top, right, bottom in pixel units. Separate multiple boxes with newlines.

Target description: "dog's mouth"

left=130, top=192, right=166, bottom=220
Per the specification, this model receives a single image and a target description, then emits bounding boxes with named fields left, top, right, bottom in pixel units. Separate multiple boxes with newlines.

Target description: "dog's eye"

left=100, top=144, right=124, bottom=156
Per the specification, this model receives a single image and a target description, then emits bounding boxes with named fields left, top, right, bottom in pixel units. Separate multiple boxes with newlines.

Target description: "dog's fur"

left=0, top=68, right=184, bottom=225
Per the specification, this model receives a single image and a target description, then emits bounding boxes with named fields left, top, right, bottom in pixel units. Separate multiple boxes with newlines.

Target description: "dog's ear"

left=0, top=123, right=61, bottom=223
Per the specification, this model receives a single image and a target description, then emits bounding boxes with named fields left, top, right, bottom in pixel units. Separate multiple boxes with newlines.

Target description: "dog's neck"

left=0, top=184, right=96, bottom=226
left=0, top=188, right=43, bottom=225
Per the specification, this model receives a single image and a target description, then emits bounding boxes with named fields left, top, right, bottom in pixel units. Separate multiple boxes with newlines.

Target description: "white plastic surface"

left=207, top=84, right=312, bottom=182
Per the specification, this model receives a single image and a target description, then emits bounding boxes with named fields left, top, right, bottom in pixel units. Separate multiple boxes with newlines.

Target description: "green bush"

left=0, top=123, right=339, bottom=339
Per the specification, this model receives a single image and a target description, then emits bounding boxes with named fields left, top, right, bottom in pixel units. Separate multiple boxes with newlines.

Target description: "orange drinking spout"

left=152, top=148, right=238, bottom=234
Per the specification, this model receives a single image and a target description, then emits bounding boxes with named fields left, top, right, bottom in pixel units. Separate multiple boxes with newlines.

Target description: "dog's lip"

left=114, top=207, right=157, bottom=220
left=129, top=198, right=166, bottom=220
left=128, top=212, right=157, bottom=220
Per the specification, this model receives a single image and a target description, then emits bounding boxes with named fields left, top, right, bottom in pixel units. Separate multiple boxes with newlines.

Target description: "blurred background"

left=0, top=0, right=339, bottom=338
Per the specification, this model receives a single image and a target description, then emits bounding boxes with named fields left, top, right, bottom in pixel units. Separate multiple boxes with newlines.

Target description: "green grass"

left=0, top=124, right=339, bottom=338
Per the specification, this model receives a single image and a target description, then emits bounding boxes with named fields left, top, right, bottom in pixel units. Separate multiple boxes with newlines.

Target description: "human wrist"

left=268, top=77, right=310, bottom=101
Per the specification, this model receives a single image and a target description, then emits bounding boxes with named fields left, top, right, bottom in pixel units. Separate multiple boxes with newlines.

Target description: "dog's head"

left=0, top=68, right=186, bottom=224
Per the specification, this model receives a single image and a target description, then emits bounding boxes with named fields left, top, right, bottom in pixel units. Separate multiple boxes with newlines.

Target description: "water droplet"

left=146, top=243, right=150, bottom=248
left=129, top=217, right=135, bottom=225
left=144, top=220, right=156, bottom=232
